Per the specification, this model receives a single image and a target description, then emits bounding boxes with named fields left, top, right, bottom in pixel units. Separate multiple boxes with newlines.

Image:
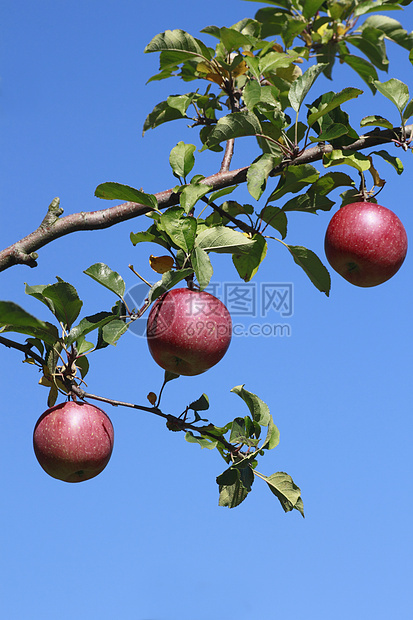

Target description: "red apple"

left=324, top=201, right=408, bottom=287
left=146, top=288, right=232, bottom=376
left=33, top=401, right=114, bottom=482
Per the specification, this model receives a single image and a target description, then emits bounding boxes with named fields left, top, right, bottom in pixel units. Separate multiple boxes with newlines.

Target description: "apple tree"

left=1, top=0, right=412, bottom=513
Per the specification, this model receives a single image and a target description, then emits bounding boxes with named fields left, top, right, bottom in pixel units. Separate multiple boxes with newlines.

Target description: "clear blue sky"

left=1, top=1, right=412, bottom=619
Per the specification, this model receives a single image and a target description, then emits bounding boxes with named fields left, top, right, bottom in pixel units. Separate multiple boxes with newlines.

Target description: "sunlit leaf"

left=360, top=115, right=393, bottom=129
left=169, top=141, right=196, bottom=179
left=83, top=263, right=126, bottom=298
left=264, top=471, right=305, bottom=516
left=94, top=183, right=158, bottom=210
left=0, top=302, right=59, bottom=346
left=233, top=233, right=267, bottom=282
left=192, top=246, right=213, bottom=290
left=307, top=87, right=363, bottom=127
left=160, top=207, right=197, bottom=252
left=144, top=29, right=212, bottom=61
left=287, top=245, right=331, bottom=295
left=196, top=226, right=256, bottom=254
left=205, top=110, right=262, bottom=148
left=230, top=385, right=271, bottom=426
left=288, top=63, right=326, bottom=113
left=373, top=78, right=410, bottom=113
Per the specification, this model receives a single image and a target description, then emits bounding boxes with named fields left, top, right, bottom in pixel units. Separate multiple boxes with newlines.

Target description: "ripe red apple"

left=146, top=288, right=232, bottom=376
left=33, top=401, right=114, bottom=482
left=324, top=201, right=408, bottom=287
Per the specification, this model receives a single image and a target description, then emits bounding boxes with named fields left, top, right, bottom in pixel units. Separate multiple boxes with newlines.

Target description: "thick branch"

left=1, top=125, right=410, bottom=273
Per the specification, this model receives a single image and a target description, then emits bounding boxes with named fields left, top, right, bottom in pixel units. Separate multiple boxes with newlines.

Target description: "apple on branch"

left=33, top=401, right=114, bottom=482
left=324, top=201, right=408, bottom=287
left=146, top=288, right=232, bottom=376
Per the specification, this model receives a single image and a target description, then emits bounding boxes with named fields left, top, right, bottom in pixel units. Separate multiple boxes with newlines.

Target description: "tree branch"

left=0, top=334, right=45, bottom=366
left=1, top=125, right=411, bottom=273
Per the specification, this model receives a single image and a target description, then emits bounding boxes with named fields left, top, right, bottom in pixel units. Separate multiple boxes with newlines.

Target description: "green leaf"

left=83, top=263, right=126, bottom=298
left=207, top=186, right=238, bottom=203
left=129, top=230, right=170, bottom=250
left=288, top=63, right=327, bottom=113
left=219, top=26, right=255, bottom=52
left=144, top=29, right=212, bottom=61
left=160, top=207, right=197, bottom=252
left=217, top=467, right=250, bottom=508
left=302, top=0, right=325, bottom=18
left=195, top=226, right=256, bottom=254
left=268, top=164, right=320, bottom=202
left=307, top=87, right=363, bottom=127
left=169, top=141, right=196, bottom=179
left=0, top=301, right=59, bottom=346
left=75, top=355, right=90, bottom=379
left=243, top=79, right=263, bottom=111
left=370, top=150, right=403, bottom=175
left=339, top=54, right=378, bottom=93
left=360, top=115, right=393, bottom=129
left=94, top=183, right=158, bottom=210
left=244, top=54, right=261, bottom=81
left=402, top=98, right=413, bottom=122
left=189, top=393, right=210, bottom=411
left=185, top=431, right=217, bottom=449
left=25, top=337, right=44, bottom=356
left=101, top=319, right=128, bottom=346
left=205, top=110, right=262, bottom=149
left=259, top=50, right=302, bottom=76
left=346, top=29, right=389, bottom=72
left=24, top=283, right=55, bottom=313
left=247, top=153, right=280, bottom=201
left=309, top=124, right=349, bottom=142
left=259, top=205, right=288, bottom=237
left=311, top=171, right=355, bottom=195
left=75, top=338, right=94, bottom=356
left=264, top=471, right=305, bottom=516
left=142, top=100, right=188, bottom=134
left=147, top=269, right=194, bottom=304
left=40, top=282, right=83, bottom=330
left=179, top=183, right=212, bottom=213
left=229, top=417, right=260, bottom=447
left=323, top=149, right=371, bottom=173
left=307, top=91, right=360, bottom=146
left=167, top=94, right=195, bottom=115
left=281, top=193, right=334, bottom=214
left=373, top=78, right=410, bottom=113
left=66, top=311, right=121, bottom=348
left=261, top=416, right=280, bottom=451
left=192, top=246, right=213, bottom=290
left=361, top=15, right=413, bottom=50
left=230, top=385, right=271, bottom=426
left=287, top=245, right=331, bottom=295
left=232, top=233, right=267, bottom=282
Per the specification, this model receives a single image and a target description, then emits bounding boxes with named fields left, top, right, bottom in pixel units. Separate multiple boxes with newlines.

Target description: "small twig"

left=70, top=383, right=239, bottom=454
left=128, top=264, right=152, bottom=287
left=220, top=138, right=235, bottom=172
left=200, top=196, right=255, bottom=234
left=0, top=335, right=45, bottom=366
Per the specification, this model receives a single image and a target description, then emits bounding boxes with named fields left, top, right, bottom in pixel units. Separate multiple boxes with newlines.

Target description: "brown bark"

left=0, top=125, right=410, bottom=273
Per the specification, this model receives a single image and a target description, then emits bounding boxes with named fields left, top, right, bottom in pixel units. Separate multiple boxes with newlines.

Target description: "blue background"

left=1, top=1, right=412, bottom=618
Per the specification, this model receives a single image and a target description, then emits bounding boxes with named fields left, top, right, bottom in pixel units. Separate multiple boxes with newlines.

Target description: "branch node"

left=12, top=246, right=38, bottom=268
left=40, top=197, right=64, bottom=229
